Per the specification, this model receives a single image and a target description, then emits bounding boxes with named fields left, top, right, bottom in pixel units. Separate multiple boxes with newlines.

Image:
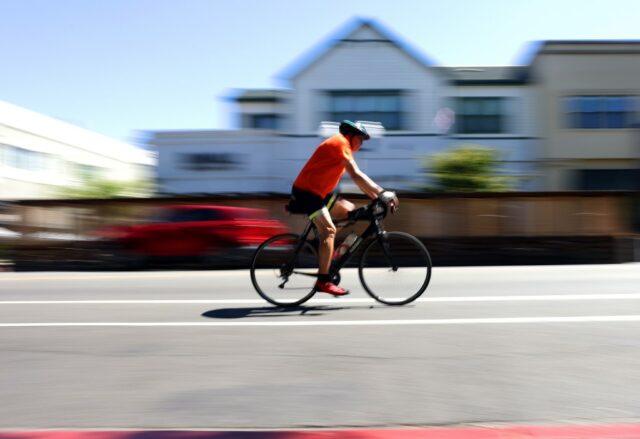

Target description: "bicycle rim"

left=250, top=233, right=318, bottom=307
left=359, top=232, right=432, bottom=305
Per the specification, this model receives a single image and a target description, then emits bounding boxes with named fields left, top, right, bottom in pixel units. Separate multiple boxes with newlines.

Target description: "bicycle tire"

left=250, top=233, right=318, bottom=307
left=358, top=231, right=432, bottom=305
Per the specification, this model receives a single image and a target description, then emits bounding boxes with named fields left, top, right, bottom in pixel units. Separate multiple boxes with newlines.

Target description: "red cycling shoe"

left=315, top=281, right=349, bottom=296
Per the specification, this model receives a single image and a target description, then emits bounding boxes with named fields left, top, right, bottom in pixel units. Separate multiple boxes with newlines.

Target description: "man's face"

left=350, top=135, right=364, bottom=151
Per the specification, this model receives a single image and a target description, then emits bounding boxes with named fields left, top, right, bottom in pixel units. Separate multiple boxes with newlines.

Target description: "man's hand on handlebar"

left=378, top=190, right=399, bottom=214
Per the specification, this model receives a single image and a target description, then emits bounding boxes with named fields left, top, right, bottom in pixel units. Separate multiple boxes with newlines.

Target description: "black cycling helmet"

left=339, top=120, right=370, bottom=140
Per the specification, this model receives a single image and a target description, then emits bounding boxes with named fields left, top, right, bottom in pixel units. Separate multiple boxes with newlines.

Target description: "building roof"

left=0, top=100, right=154, bottom=166
left=433, top=66, right=529, bottom=85
left=231, top=89, right=291, bottom=103
left=542, top=39, right=640, bottom=46
left=277, top=17, right=439, bottom=82
left=234, top=25, right=640, bottom=96
left=528, top=40, right=640, bottom=61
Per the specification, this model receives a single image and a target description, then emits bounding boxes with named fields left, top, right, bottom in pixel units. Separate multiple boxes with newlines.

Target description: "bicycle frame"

left=283, top=199, right=397, bottom=282
left=331, top=211, right=389, bottom=274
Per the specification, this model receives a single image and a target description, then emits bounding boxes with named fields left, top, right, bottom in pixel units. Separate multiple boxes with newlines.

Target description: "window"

left=456, top=97, right=507, bottom=134
left=575, top=169, right=640, bottom=190
left=250, top=114, right=279, bottom=130
left=0, top=144, right=7, bottom=166
left=0, top=145, right=51, bottom=171
left=179, top=153, right=243, bottom=171
left=327, top=90, right=404, bottom=130
left=564, top=95, right=637, bottom=129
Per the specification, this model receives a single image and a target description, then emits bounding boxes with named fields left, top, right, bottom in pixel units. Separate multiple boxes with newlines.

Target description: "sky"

left=1, top=0, right=640, bottom=146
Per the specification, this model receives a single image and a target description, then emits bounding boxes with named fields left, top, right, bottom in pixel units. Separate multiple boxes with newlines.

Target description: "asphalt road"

left=1, top=264, right=639, bottom=429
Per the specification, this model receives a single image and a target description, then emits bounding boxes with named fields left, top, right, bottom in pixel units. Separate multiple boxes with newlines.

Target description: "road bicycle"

left=250, top=194, right=432, bottom=307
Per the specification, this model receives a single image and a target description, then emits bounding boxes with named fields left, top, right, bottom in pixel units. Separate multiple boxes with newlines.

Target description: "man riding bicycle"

left=288, top=120, right=399, bottom=296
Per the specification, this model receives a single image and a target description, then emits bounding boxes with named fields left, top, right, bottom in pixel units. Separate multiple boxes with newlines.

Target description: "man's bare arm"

left=344, top=159, right=383, bottom=199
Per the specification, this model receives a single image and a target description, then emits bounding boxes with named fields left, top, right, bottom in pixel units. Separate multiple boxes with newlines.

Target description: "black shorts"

left=288, top=186, right=338, bottom=219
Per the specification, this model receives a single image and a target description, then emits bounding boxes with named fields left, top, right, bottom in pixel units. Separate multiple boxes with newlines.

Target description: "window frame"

left=564, top=95, right=638, bottom=130
left=326, top=90, right=405, bottom=131
left=455, top=97, right=508, bottom=135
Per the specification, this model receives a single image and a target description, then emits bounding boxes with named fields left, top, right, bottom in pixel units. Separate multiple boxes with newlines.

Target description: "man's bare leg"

left=312, top=209, right=335, bottom=276
left=329, top=198, right=355, bottom=223
left=311, top=208, right=348, bottom=295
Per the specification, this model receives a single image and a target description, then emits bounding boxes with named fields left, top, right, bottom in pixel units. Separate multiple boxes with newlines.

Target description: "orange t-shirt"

left=293, top=134, right=353, bottom=198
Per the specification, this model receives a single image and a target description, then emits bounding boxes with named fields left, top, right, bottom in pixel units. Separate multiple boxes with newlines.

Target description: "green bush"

left=424, top=145, right=514, bottom=192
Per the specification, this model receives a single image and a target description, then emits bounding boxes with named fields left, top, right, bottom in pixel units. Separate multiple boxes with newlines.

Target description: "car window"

left=149, top=210, right=178, bottom=223
left=154, top=208, right=222, bottom=223
left=150, top=207, right=271, bottom=223
left=192, top=209, right=221, bottom=221
left=177, top=209, right=221, bottom=222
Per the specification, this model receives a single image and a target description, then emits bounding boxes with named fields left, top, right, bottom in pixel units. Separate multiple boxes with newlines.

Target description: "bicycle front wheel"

left=359, top=231, right=432, bottom=305
left=250, top=233, right=318, bottom=307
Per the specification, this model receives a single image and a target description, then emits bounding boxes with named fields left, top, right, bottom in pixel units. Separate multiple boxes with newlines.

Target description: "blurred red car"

left=96, top=205, right=289, bottom=268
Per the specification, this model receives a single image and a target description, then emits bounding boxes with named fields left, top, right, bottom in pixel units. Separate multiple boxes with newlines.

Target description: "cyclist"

left=287, top=120, right=398, bottom=296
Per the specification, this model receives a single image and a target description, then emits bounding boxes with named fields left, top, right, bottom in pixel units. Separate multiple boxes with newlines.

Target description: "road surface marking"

left=2, top=315, right=640, bottom=327
left=0, top=272, right=247, bottom=282
left=2, top=293, right=640, bottom=305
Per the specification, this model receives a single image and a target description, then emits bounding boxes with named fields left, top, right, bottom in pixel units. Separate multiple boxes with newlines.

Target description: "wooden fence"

left=1, top=192, right=638, bottom=268
left=2, top=192, right=636, bottom=237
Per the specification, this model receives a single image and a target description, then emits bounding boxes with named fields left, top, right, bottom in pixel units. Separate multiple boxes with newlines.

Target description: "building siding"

left=150, top=21, right=640, bottom=194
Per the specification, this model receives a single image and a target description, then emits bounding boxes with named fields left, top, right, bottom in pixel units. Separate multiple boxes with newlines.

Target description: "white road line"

left=0, top=299, right=266, bottom=305
left=2, top=293, right=640, bottom=305
left=2, top=315, right=640, bottom=327
left=0, top=271, right=248, bottom=282
left=422, top=293, right=640, bottom=302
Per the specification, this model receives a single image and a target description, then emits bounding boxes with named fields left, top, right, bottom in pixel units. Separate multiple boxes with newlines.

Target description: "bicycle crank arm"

left=291, top=270, right=319, bottom=278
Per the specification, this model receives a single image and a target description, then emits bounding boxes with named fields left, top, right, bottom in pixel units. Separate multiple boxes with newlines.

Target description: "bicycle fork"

left=377, top=232, right=399, bottom=272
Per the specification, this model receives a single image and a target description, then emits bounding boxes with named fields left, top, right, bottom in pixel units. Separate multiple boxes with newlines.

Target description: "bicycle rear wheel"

left=358, top=231, right=432, bottom=305
left=250, top=233, right=318, bottom=307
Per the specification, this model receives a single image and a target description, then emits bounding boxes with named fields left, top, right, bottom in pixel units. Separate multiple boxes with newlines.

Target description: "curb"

left=2, top=424, right=640, bottom=439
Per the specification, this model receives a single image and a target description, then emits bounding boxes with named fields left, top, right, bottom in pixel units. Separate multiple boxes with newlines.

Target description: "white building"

left=149, top=18, right=639, bottom=194
left=0, top=100, right=155, bottom=200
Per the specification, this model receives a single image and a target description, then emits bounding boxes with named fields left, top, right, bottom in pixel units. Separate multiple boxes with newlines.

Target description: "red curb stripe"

left=505, top=424, right=640, bottom=438
left=2, top=424, right=640, bottom=439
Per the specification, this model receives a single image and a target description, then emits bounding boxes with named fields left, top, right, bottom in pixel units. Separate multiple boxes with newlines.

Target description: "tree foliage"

left=58, top=175, right=154, bottom=199
left=424, top=145, right=513, bottom=192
